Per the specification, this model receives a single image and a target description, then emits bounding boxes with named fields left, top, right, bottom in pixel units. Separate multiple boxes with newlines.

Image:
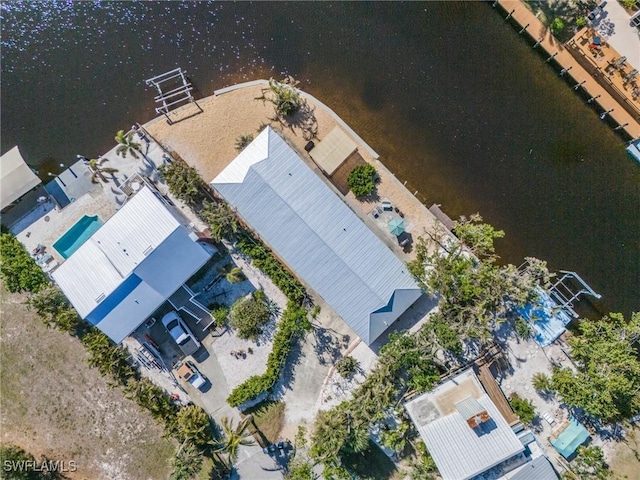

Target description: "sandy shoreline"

left=145, top=80, right=444, bottom=261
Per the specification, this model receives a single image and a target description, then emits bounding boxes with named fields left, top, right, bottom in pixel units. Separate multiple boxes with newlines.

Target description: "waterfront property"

left=211, top=127, right=423, bottom=345
left=51, top=185, right=214, bottom=343
left=404, top=368, right=556, bottom=480
left=52, top=214, right=103, bottom=259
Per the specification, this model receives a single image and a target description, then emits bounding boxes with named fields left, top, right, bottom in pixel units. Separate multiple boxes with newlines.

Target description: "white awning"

left=1, top=146, right=42, bottom=209
left=309, top=126, right=358, bottom=175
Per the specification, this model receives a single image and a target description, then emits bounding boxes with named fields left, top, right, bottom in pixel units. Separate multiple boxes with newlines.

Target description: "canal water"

left=1, top=1, right=638, bottom=317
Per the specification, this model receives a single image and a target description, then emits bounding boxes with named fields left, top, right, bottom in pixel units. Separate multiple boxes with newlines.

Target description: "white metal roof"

left=212, top=127, right=421, bottom=344
left=1, top=146, right=41, bottom=209
left=405, top=370, right=524, bottom=480
left=309, top=125, right=358, bottom=175
left=52, top=186, right=184, bottom=318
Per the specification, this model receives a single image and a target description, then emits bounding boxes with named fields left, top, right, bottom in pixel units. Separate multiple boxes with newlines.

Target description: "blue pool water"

left=518, top=288, right=573, bottom=347
left=53, top=215, right=103, bottom=259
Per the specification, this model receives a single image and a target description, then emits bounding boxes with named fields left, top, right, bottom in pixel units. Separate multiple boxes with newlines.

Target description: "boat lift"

left=549, top=270, right=601, bottom=318
left=144, top=68, right=202, bottom=124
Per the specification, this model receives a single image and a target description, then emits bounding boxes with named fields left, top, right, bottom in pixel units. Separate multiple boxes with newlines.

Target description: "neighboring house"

left=52, top=186, right=214, bottom=343
left=0, top=146, right=41, bottom=211
left=210, top=127, right=422, bottom=345
left=405, top=369, right=557, bottom=480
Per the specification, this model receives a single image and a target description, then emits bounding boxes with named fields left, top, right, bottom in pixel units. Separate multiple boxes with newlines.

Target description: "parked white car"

left=176, top=360, right=208, bottom=390
left=161, top=311, right=201, bottom=356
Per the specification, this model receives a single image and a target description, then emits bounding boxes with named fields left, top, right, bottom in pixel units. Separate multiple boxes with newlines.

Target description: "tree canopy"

left=0, top=233, right=49, bottom=293
left=551, top=312, right=640, bottom=423
left=407, top=214, right=551, bottom=340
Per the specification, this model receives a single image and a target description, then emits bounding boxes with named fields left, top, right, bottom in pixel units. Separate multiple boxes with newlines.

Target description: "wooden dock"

left=496, top=0, right=640, bottom=139
left=476, top=363, right=520, bottom=426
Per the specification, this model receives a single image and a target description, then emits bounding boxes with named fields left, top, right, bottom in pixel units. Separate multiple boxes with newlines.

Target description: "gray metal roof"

left=509, top=456, right=558, bottom=480
left=405, top=369, right=524, bottom=480
left=454, top=396, right=487, bottom=421
left=211, top=127, right=422, bottom=344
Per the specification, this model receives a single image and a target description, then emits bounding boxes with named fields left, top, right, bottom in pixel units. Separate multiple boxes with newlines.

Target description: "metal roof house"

left=211, top=127, right=422, bottom=345
left=405, top=369, right=527, bottom=480
left=52, top=186, right=213, bottom=343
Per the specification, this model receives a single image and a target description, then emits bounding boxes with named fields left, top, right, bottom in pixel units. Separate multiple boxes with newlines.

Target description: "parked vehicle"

left=161, top=311, right=201, bottom=356
left=176, top=360, right=208, bottom=390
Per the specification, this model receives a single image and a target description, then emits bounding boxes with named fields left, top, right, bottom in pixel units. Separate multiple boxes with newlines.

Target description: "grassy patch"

left=243, top=400, right=286, bottom=446
left=609, top=425, right=640, bottom=479
left=341, top=440, right=398, bottom=480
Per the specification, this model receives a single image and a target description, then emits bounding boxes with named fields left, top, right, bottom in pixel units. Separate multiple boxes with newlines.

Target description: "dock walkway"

left=496, top=0, right=640, bottom=139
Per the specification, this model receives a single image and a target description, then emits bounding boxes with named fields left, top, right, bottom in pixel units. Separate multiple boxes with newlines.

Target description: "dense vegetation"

left=256, top=76, right=303, bottom=118
left=550, top=312, right=640, bottom=423
left=0, top=233, right=49, bottom=293
left=0, top=444, right=66, bottom=480
left=200, top=200, right=239, bottom=242
left=508, top=394, right=536, bottom=425
left=229, top=292, right=272, bottom=341
left=158, top=161, right=206, bottom=206
left=236, top=233, right=306, bottom=304
left=347, top=164, right=378, bottom=198
left=227, top=302, right=310, bottom=407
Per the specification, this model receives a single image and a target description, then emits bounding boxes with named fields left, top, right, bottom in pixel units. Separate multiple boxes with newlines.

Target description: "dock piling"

left=587, top=94, right=601, bottom=103
left=600, top=108, right=614, bottom=120
left=519, top=23, right=529, bottom=34
left=559, top=66, right=573, bottom=76
left=574, top=80, right=587, bottom=90
left=613, top=123, right=629, bottom=131
left=533, top=37, right=543, bottom=48
left=506, top=9, right=515, bottom=20
left=546, top=52, right=558, bottom=62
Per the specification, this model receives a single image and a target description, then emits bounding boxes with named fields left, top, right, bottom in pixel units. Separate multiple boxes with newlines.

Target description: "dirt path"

left=0, top=287, right=174, bottom=480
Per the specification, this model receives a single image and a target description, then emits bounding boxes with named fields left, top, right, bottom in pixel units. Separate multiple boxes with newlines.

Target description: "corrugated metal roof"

left=212, top=128, right=421, bottom=344
left=509, top=456, right=558, bottom=480
left=411, top=394, right=524, bottom=480
left=52, top=186, right=182, bottom=318
left=454, top=396, right=487, bottom=421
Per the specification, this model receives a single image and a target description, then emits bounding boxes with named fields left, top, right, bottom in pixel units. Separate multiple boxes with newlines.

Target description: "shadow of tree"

left=275, top=99, right=319, bottom=141
left=310, top=323, right=348, bottom=366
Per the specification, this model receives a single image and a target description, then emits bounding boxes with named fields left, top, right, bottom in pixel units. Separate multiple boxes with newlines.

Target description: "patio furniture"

left=542, top=411, right=556, bottom=425
left=381, top=199, right=393, bottom=211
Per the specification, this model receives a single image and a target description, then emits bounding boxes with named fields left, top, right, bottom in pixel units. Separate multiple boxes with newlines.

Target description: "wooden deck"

left=496, top=0, right=640, bottom=139
left=476, top=363, right=520, bottom=426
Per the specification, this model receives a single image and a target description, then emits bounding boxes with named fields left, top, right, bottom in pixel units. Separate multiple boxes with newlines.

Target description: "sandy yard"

left=0, top=287, right=174, bottom=480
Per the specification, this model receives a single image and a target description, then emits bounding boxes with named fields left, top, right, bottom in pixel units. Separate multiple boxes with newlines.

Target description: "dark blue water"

left=1, top=1, right=638, bottom=316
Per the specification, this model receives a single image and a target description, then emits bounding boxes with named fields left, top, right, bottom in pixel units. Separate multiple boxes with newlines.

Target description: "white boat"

left=627, top=138, right=640, bottom=163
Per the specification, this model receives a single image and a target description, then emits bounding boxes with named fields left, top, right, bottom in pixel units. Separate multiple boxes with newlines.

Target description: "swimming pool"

left=53, top=215, right=103, bottom=259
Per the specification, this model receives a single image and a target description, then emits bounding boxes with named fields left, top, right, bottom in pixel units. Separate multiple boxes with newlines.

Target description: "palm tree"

left=170, top=442, right=203, bottom=480
left=174, top=405, right=214, bottom=449
left=200, top=201, right=239, bottom=241
left=115, top=129, right=141, bottom=159
left=234, top=133, right=254, bottom=152
left=214, top=416, right=255, bottom=463
left=88, top=157, right=118, bottom=183
left=256, top=76, right=302, bottom=118
left=218, top=263, right=244, bottom=283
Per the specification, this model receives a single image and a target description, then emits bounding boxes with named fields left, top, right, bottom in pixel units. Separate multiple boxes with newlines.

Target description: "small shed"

left=1, top=146, right=41, bottom=210
left=309, top=126, right=357, bottom=175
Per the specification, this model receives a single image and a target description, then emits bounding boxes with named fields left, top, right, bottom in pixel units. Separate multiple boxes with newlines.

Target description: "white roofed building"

left=52, top=186, right=213, bottom=343
left=405, top=369, right=542, bottom=480
left=211, top=127, right=422, bottom=345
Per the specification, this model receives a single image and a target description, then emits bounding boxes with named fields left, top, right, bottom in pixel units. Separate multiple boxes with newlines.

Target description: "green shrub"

left=81, top=328, right=136, bottom=386
left=347, top=164, right=378, bottom=197
left=514, top=317, right=531, bottom=339
left=336, top=356, right=359, bottom=378
left=235, top=133, right=255, bottom=152
left=550, top=17, right=566, bottom=33
left=210, top=305, right=230, bottom=328
left=236, top=234, right=306, bottom=304
left=532, top=372, right=553, bottom=392
left=27, top=286, right=80, bottom=334
left=0, top=233, right=49, bottom=293
left=227, top=302, right=309, bottom=407
left=621, top=0, right=637, bottom=9
left=230, top=295, right=271, bottom=340
left=575, top=16, right=587, bottom=28
left=311, top=305, right=321, bottom=319
left=508, top=393, right=536, bottom=425
left=158, top=161, right=206, bottom=205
